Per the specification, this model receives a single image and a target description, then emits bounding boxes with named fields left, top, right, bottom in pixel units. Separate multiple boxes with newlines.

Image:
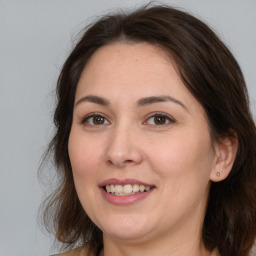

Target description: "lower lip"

left=100, top=187, right=154, bottom=206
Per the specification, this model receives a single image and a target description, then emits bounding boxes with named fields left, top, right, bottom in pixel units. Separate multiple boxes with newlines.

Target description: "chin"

left=97, top=214, right=153, bottom=241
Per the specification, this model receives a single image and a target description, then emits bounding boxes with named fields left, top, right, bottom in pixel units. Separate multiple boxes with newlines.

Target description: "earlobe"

left=210, top=136, right=238, bottom=182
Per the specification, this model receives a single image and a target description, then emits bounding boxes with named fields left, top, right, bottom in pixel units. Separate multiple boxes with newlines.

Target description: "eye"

left=82, top=113, right=110, bottom=126
left=145, top=112, right=175, bottom=126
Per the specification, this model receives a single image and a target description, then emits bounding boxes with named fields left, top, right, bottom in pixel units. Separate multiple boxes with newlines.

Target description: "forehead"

left=80, top=42, right=174, bottom=78
left=77, top=42, right=181, bottom=93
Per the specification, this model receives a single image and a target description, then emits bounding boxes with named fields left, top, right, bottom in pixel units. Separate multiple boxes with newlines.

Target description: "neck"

left=101, top=231, right=211, bottom=256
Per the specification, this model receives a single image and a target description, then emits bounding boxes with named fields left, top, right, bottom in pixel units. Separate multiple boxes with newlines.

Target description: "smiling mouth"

left=104, top=184, right=154, bottom=196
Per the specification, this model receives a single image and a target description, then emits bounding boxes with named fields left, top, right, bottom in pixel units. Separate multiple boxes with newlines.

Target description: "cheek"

left=146, top=131, right=214, bottom=185
left=68, top=128, right=103, bottom=179
left=68, top=129, right=103, bottom=214
left=150, top=135, right=214, bottom=214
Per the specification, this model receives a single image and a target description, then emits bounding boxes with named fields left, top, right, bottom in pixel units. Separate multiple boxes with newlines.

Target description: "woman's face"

left=68, top=42, right=219, bottom=244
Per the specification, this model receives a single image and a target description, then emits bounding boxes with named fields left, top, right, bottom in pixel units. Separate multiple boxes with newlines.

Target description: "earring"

left=216, top=172, right=221, bottom=177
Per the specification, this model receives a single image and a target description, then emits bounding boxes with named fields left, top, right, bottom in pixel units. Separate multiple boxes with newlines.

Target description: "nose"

left=104, top=125, right=143, bottom=168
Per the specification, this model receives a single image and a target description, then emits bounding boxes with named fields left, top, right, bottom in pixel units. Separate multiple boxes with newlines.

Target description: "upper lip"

left=99, top=178, right=155, bottom=188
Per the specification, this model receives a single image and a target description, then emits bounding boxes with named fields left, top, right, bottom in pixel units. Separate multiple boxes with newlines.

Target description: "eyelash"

left=144, top=112, right=175, bottom=126
left=81, top=112, right=175, bottom=127
left=81, top=112, right=110, bottom=126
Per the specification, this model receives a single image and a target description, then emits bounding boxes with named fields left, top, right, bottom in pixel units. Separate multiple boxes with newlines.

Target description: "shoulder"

left=51, top=245, right=91, bottom=256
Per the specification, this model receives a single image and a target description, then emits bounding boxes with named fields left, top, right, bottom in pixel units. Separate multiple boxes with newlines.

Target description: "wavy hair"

left=42, top=5, right=256, bottom=256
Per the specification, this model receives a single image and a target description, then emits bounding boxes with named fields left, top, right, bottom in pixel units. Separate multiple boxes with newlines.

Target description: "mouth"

left=99, top=179, right=156, bottom=203
left=104, top=184, right=154, bottom=196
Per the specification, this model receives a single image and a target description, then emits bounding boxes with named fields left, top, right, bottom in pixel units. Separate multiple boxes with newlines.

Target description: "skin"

left=68, top=42, right=237, bottom=256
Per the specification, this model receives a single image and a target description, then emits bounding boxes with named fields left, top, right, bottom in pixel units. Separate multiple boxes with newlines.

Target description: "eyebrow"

left=137, top=95, right=187, bottom=110
left=75, top=94, right=187, bottom=111
left=75, top=95, right=110, bottom=107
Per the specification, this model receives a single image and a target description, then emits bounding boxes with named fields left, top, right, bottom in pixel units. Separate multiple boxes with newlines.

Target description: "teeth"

left=105, top=184, right=152, bottom=195
left=115, top=185, right=123, bottom=194
left=123, top=184, right=133, bottom=194
left=133, top=184, right=140, bottom=193
left=110, top=184, right=115, bottom=193
left=139, top=185, right=145, bottom=192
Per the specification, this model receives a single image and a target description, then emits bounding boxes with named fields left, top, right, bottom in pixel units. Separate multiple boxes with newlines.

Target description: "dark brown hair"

left=42, top=4, right=256, bottom=256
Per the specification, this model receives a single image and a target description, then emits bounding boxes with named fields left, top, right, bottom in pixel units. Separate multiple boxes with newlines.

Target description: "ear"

left=210, top=135, right=238, bottom=182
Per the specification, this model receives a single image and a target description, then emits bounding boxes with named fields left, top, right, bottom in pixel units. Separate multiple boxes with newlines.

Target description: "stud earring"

left=216, top=172, right=221, bottom=177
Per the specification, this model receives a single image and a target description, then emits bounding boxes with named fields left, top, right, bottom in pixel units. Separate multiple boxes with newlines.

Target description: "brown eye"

left=145, top=113, right=175, bottom=126
left=83, top=114, right=110, bottom=126
left=93, top=116, right=105, bottom=125
left=154, top=115, right=167, bottom=125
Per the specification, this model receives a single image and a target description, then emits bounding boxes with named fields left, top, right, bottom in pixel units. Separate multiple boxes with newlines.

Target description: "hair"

left=42, top=4, right=256, bottom=256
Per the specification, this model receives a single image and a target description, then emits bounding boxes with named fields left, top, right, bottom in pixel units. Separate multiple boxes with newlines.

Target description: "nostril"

left=106, top=159, right=134, bottom=167
left=106, top=160, right=113, bottom=165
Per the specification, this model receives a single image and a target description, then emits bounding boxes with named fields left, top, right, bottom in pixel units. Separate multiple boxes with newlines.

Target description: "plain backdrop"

left=0, top=1, right=255, bottom=256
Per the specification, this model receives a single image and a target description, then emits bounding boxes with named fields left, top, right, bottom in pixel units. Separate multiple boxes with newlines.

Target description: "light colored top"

left=52, top=246, right=219, bottom=256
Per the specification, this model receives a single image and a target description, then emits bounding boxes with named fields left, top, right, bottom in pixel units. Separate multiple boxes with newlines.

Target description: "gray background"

left=0, top=0, right=255, bottom=256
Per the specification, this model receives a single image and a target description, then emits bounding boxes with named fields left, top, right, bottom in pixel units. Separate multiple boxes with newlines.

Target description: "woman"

left=43, top=4, right=256, bottom=256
